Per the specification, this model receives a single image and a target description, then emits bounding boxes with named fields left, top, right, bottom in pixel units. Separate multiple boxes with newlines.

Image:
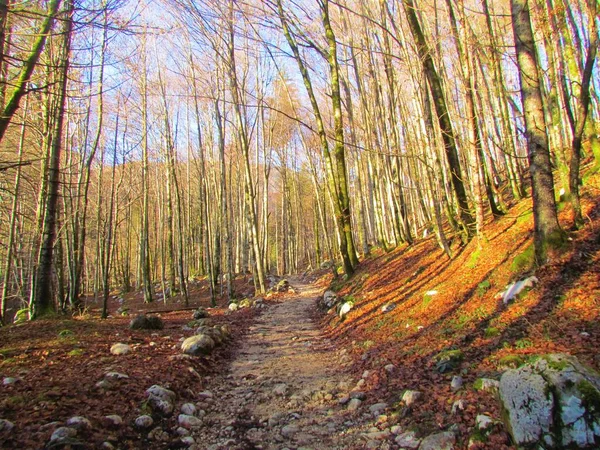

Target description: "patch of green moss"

left=477, top=280, right=491, bottom=297
left=511, top=243, right=535, bottom=273
left=433, top=349, right=464, bottom=372
left=358, top=340, right=375, bottom=350
left=422, top=294, right=434, bottom=308
left=58, top=329, right=74, bottom=337
left=433, top=349, right=464, bottom=362
left=68, top=348, right=84, bottom=357
left=548, top=360, right=570, bottom=371
left=469, top=429, right=488, bottom=444
left=577, top=379, right=600, bottom=412
left=0, top=347, right=16, bottom=357
left=0, top=357, right=16, bottom=367
left=467, top=248, right=482, bottom=269
left=516, top=210, right=533, bottom=225
left=497, top=355, right=525, bottom=368
left=540, top=355, right=570, bottom=371
left=526, top=355, right=542, bottom=365
left=484, top=327, right=500, bottom=338
left=13, top=308, right=29, bottom=324
left=514, top=338, right=533, bottom=349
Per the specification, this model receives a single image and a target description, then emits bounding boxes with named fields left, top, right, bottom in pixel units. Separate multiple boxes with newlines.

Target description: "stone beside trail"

left=189, top=279, right=386, bottom=450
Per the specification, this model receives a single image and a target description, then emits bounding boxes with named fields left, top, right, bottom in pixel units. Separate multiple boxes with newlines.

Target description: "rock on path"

left=191, top=279, right=373, bottom=449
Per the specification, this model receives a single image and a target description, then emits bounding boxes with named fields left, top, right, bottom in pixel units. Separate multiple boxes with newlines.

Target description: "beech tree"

left=510, top=0, right=564, bottom=264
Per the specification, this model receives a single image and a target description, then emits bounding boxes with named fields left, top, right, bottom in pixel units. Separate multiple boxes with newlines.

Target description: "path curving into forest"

left=191, top=279, right=374, bottom=450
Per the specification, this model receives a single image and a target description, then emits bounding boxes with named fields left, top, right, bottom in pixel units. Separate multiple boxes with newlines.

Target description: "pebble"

left=110, top=343, right=131, bottom=355
left=390, top=425, right=402, bottom=435
left=369, top=402, right=388, bottom=417
left=338, top=396, right=350, bottom=405
left=50, top=427, right=77, bottom=443
left=476, top=414, right=494, bottom=430
left=395, top=430, right=421, bottom=448
left=103, top=415, right=123, bottom=427
left=363, top=430, right=391, bottom=440
left=419, top=431, right=456, bottom=450
left=347, top=398, right=362, bottom=411
left=39, top=421, right=62, bottom=432
left=66, top=416, right=91, bottom=430
left=198, top=390, right=214, bottom=399
left=178, top=414, right=203, bottom=429
left=281, top=423, right=299, bottom=437
left=181, top=436, right=195, bottom=446
left=452, top=399, right=466, bottom=414
left=451, top=376, right=463, bottom=392
left=181, top=403, right=197, bottom=416
left=176, top=427, right=190, bottom=436
left=401, top=390, right=422, bottom=406
left=134, top=415, right=154, bottom=429
left=0, top=419, right=14, bottom=432
left=350, top=391, right=366, bottom=400
left=273, top=383, right=288, bottom=396
left=104, top=372, right=129, bottom=380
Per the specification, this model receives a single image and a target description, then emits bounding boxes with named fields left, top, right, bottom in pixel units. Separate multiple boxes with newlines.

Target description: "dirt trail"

left=192, top=279, right=371, bottom=450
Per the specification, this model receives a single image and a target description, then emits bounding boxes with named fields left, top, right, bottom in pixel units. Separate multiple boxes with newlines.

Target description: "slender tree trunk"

left=33, top=0, right=73, bottom=318
left=567, top=3, right=598, bottom=229
left=140, top=37, right=153, bottom=303
left=510, top=0, right=564, bottom=264
left=0, top=0, right=62, bottom=143
left=403, top=0, right=474, bottom=242
left=1, top=97, right=28, bottom=324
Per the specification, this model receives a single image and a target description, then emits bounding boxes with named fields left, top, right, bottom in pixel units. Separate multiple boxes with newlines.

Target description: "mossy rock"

left=497, top=355, right=525, bottom=369
left=130, top=314, right=164, bottom=330
left=473, top=378, right=499, bottom=392
left=239, top=299, right=252, bottom=308
left=432, top=349, right=464, bottom=373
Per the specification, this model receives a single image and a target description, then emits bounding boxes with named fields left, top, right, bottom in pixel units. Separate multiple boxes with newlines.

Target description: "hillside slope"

left=317, top=172, right=600, bottom=448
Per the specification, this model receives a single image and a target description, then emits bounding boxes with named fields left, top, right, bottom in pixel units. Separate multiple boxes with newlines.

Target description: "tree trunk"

left=510, top=0, right=564, bottom=264
left=33, top=0, right=73, bottom=318
left=0, top=0, right=62, bottom=143
left=402, top=0, right=474, bottom=242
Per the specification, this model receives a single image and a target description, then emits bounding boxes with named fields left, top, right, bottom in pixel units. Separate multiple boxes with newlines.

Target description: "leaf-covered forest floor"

left=0, top=171, right=599, bottom=449
left=319, top=170, right=600, bottom=448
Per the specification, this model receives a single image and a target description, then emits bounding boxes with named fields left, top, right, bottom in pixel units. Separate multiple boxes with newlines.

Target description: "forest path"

left=192, top=278, right=370, bottom=450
